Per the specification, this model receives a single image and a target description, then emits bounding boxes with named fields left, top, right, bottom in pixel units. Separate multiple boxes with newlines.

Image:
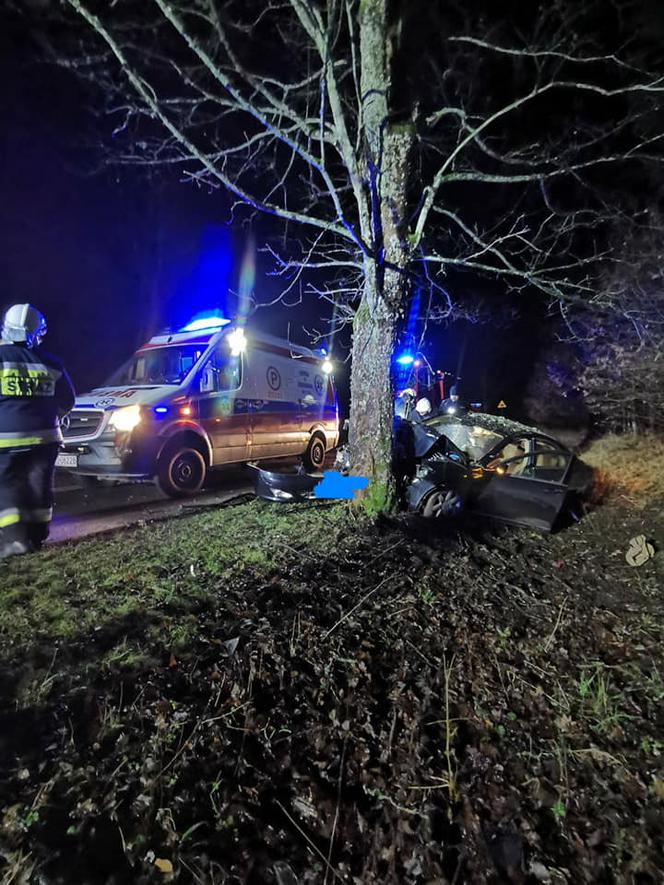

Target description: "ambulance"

left=56, top=317, right=339, bottom=496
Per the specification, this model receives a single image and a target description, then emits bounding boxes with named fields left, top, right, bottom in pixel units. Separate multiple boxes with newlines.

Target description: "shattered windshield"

left=424, top=416, right=504, bottom=461
left=106, top=345, right=206, bottom=387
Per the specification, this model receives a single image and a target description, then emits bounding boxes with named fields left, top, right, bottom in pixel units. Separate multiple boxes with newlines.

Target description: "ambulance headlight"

left=109, top=405, right=142, bottom=432
left=227, top=328, right=247, bottom=356
left=321, top=358, right=334, bottom=375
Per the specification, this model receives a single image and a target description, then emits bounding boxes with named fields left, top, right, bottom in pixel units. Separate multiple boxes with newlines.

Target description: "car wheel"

left=303, top=434, right=327, bottom=471
left=421, top=487, right=463, bottom=519
left=157, top=443, right=207, bottom=497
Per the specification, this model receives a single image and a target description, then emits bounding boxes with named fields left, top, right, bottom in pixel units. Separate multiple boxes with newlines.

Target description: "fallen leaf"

left=651, top=778, right=664, bottom=801
left=155, top=858, right=173, bottom=874
left=529, top=860, right=552, bottom=882
left=224, top=637, right=240, bottom=656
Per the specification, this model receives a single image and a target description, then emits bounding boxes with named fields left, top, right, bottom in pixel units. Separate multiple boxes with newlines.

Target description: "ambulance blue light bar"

left=180, top=314, right=231, bottom=333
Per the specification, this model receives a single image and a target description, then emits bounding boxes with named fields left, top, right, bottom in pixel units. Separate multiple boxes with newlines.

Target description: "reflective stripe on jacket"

left=0, top=506, right=53, bottom=528
left=0, top=428, right=64, bottom=447
left=0, top=343, right=75, bottom=446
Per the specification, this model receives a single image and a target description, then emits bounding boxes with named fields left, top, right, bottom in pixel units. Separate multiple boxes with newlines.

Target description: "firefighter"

left=394, top=387, right=417, bottom=420
left=412, top=396, right=433, bottom=422
left=0, top=304, right=75, bottom=558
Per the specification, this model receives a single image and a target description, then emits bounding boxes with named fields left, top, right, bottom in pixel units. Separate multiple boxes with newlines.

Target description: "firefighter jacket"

left=0, top=342, right=75, bottom=449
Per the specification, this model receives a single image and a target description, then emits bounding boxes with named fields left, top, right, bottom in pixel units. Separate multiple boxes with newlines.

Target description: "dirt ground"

left=0, top=448, right=663, bottom=884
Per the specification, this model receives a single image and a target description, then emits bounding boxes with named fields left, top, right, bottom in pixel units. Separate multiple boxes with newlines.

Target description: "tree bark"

left=348, top=1, right=414, bottom=504
left=349, top=270, right=397, bottom=488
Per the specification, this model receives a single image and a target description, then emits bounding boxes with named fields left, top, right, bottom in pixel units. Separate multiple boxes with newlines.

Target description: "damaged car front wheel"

left=420, top=487, right=463, bottom=519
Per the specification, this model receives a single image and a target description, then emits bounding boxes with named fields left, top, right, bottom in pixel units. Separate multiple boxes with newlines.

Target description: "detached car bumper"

left=251, top=465, right=322, bottom=503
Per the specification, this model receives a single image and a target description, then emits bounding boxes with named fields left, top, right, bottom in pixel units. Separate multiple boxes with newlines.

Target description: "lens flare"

left=228, top=327, right=247, bottom=356
left=396, top=353, right=415, bottom=366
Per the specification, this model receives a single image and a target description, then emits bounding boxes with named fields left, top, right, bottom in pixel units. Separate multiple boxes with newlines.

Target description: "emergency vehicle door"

left=246, top=347, right=303, bottom=458
left=195, top=339, right=248, bottom=464
left=296, top=364, right=328, bottom=438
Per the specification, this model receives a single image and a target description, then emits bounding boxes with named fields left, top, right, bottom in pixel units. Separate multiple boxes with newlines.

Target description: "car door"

left=195, top=338, right=248, bottom=463
left=471, top=436, right=573, bottom=531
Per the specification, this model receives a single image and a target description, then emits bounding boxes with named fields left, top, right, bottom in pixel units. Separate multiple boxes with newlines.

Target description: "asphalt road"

left=50, top=467, right=256, bottom=544
left=50, top=450, right=342, bottom=544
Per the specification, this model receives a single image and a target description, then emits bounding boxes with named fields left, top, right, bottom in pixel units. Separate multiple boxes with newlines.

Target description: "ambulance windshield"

left=106, top=345, right=206, bottom=387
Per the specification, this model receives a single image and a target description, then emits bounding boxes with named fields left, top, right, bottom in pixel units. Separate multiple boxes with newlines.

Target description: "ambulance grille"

left=63, top=410, right=104, bottom=439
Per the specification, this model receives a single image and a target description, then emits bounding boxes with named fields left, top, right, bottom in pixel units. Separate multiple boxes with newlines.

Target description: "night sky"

left=1, top=17, right=281, bottom=385
left=0, top=8, right=564, bottom=422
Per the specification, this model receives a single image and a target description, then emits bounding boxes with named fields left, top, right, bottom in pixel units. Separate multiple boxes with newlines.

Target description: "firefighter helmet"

left=415, top=397, right=432, bottom=417
left=1, top=304, right=47, bottom=347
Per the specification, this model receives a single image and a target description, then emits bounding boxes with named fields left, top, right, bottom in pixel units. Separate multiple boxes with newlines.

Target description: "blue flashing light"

left=181, top=314, right=231, bottom=333
left=154, top=406, right=169, bottom=415
left=396, top=353, right=415, bottom=366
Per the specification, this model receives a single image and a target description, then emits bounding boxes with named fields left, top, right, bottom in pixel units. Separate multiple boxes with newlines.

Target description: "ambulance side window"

left=199, top=341, right=241, bottom=393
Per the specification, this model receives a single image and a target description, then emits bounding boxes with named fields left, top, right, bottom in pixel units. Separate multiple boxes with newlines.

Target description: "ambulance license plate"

left=56, top=453, right=78, bottom=468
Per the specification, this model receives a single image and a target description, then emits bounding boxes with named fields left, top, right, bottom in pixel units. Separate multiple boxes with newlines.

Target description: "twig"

left=275, top=800, right=343, bottom=882
left=202, top=700, right=252, bottom=725
left=405, top=639, right=438, bottom=668
left=157, top=719, right=202, bottom=778
left=324, top=739, right=347, bottom=885
left=366, top=538, right=405, bottom=567
left=323, top=576, right=392, bottom=639
left=442, top=653, right=458, bottom=805
left=543, top=594, right=569, bottom=652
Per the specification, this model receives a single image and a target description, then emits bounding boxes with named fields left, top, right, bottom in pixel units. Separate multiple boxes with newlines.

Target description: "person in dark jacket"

left=0, top=304, right=75, bottom=558
left=438, top=384, right=466, bottom=417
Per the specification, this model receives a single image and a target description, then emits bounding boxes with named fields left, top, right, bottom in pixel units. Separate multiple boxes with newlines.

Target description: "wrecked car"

left=401, top=412, right=593, bottom=531
left=253, top=412, right=593, bottom=532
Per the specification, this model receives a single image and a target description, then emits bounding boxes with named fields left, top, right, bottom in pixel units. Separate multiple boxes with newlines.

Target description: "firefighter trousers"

left=0, top=443, right=59, bottom=550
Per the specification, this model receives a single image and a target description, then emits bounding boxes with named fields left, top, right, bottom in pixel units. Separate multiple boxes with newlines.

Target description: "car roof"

left=424, top=411, right=538, bottom=435
left=424, top=411, right=570, bottom=449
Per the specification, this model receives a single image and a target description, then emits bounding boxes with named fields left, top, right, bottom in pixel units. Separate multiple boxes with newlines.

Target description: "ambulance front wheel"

left=303, top=433, right=326, bottom=471
left=157, top=442, right=207, bottom=497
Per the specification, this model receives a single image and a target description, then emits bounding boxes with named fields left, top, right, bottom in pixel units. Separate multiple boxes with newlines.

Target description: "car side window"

left=492, top=441, right=570, bottom=482
left=487, top=438, right=530, bottom=475
left=199, top=342, right=241, bottom=393
left=529, top=442, right=571, bottom=483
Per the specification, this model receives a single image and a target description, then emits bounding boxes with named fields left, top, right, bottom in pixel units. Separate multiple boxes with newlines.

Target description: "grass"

left=582, top=433, right=664, bottom=505
left=577, top=662, right=630, bottom=735
left=1, top=439, right=663, bottom=882
left=0, top=499, right=348, bottom=670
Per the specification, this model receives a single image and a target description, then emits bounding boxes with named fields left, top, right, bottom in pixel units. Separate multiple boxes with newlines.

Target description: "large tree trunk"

left=349, top=270, right=398, bottom=489
left=348, top=125, right=414, bottom=498
left=349, top=0, right=414, bottom=503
